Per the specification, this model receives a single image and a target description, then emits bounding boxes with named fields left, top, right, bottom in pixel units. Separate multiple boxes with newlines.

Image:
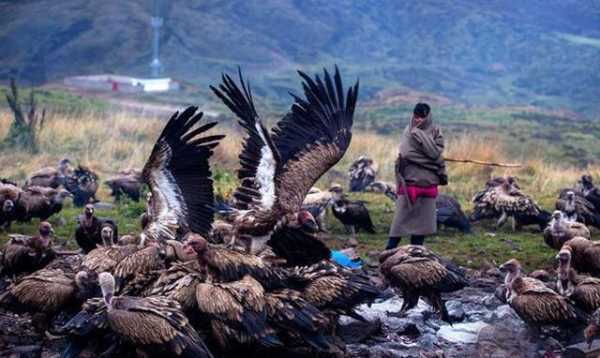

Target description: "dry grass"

left=0, top=109, right=596, bottom=206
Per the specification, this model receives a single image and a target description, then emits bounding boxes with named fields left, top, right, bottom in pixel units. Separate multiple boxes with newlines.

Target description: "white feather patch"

left=254, top=121, right=277, bottom=210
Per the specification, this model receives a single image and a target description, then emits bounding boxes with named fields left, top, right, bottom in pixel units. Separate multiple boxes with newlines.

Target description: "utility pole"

left=150, top=0, right=163, bottom=77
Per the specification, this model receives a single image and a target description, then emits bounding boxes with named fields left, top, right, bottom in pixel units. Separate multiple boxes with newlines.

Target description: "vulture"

left=578, top=175, right=600, bottom=212
left=0, top=269, right=98, bottom=332
left=288, top=261, right=381, bottom=321
left=512, top=209, right=552, bottom=232
left=0, top=183, right=21, bottom=229
left=74, top=204, right=118, bottom=253
left=140, top=106, right=223, bottom=244
left=329, top=186, right=376, bottom=237
left=436, top=194, right=471, bottom=233
left=113, top=243, right=167, bottom=294
left=556, top=188, right=600, bottom=228
left=105, top=169, right=143, bottom=202
left=0, top=222, right=56, bottom=277
left=147, top=260, right=206, bottom=313
left=379, top=245, right=468, bottom=322
left=183, top=234, right=288, bottom=289
left=499, top=259, right=586, bottom=329
left=209, top=219, right=235, bottom=245
left=543, top=211, right=591, bottom=250
left=364, top=181, right=397, bottom=201
left=65, top=272, right=214, bottom=357
left=26, top=158, right=72, bottom=188
left=264, top=288, right=340, bottom=353
left=471, top=179, right=541, bottom=230
left=210, top=66, right=358, bottom=256
left=64, top=165, right=99, bottom=207
left=348, top=156, right=378, bottom=192
left=16, top=186, right=73, bottom=221
left=562, top=237, right=600, bottom=276
left=80, top=226, right=138, bottom=274
left=195, top=274, right=282, bottom=350
left=302, top=186, right=335, bottom=233
left=556, top=247, right=600, bottom=313
left=585, top=308, right=600, bottom=347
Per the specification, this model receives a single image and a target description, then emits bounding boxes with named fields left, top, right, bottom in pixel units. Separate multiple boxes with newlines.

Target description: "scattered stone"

left=446, top=300, right=466, bottom=323
left=420, top=333, right=439, bottom=350
left=437, top=321, right=487, bottom=344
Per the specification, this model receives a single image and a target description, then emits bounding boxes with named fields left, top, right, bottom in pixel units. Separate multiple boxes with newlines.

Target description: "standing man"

left=386, top=103, right=447, bottom=249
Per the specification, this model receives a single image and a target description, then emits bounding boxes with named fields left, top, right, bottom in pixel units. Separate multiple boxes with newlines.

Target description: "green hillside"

left=1, top=1, right=599, bottom=116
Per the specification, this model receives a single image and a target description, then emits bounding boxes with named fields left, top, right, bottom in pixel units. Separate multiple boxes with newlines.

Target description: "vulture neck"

left=557, top=263, right=574, bottom=296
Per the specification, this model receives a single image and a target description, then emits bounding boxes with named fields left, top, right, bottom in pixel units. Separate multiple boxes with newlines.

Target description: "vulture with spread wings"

left=141, top=106, right=224, bottom=243
left=210, top=67, right=358, bottom=258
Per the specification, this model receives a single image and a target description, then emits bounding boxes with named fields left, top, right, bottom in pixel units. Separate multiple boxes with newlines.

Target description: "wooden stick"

left=444, top=157, right=523, bottom=168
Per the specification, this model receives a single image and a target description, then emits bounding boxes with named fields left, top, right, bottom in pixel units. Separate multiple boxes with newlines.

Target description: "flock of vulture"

left=0, top=66, right=599, bottom=357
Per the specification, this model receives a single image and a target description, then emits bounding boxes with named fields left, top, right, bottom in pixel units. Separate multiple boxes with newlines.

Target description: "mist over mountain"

left=1, top=0, right=599, bottom=115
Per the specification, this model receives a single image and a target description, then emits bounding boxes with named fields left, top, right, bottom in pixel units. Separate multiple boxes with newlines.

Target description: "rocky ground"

left=0, top=266, right=593, bottom=358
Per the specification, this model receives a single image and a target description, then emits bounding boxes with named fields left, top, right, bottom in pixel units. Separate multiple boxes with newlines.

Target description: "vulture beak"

left=585, top=323, right=598, bottom=348
left=183, top=243, right=196, bottom=256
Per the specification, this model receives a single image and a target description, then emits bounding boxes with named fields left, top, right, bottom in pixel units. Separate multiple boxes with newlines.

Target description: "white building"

left=64, top=74, right=179, bottom=93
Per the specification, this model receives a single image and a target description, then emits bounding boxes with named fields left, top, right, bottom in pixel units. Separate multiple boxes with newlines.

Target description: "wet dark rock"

left=395, top=321, right=420, bottom=338
left=446, top=300, right=466, bottom=323
left=420, top=333, right=438, bottom=350
left=338, top=317, right=382, bottom=344
left=494, top=285, right=508, bottom=304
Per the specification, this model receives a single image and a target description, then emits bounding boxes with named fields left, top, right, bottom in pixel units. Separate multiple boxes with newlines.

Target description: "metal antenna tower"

left=150, top=0, right=163, bottom=77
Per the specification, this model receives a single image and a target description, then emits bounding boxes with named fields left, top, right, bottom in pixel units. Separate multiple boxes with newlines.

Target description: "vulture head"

left=75, top=270, right=100, bottom=298
left=499, top=258, right=522, bottom=290
left=581, top=175, right=595, bottom=190
left=99, top=272, right=116, bottom=306
left=165, top=240, right=195, bottom=262
left=328, top=184, right=344, bottom=201
left=290, top=210, right=319, bottom=233
left=38, top=221, right=54, bottom=238
left=53, top=189, right=73, bottom=204
left=585, top=309, right=600, bottom=348
left=551, top=210, right=567, bottom=233
left=84, top=204, right=95, bottom=219
left=100, top=225, right=114, bottom=247
left=183, top=234, right=209, bottom=268
left=2, top=199, right=14, bottom=214
left=555, top=247, right=574, bottom=296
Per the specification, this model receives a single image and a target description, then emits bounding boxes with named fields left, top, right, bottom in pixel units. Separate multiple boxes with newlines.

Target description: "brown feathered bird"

left=472, top=179, right=541, bottom=229
left=379, top=245, right=468, bottom=322
left=543, top=210, right=591, bottom=250
left=0, top=183, right=21, bottom=229
left=74, top=204, right=118, bottom=253
left=287, top=260, right=381, bottom=322
left=195, top=274, right=282, bottom=350
left=183, top=234, right=288, bottom=290
left=500, top=258, right=586, bottom=330
left=562, top=237, right=600, bottom=276
left=556, top=247, right=600, bottom=313
left=0, top=269, right=98, bottom=332
left=105, top=169, right=143, bottom=202
left=63, top=165, right=99, bottom=207
left=140, top=106, right=223, bottom=244
left=210, top=67, right=356, bottom=260
left=16, top=186, right=72, bottom=221
left=80, top=226, right=138, bottom=274
left=26, top=158, right=72, bottom=188
left=85, top=272, right=214, bottom=357
left=556, top=188, right=600, bottom=228
left=264, top=288, right=339, bottom=353
left=0, top=222, right=56, bottom=277
left=147, top=260, right=206, bottom=313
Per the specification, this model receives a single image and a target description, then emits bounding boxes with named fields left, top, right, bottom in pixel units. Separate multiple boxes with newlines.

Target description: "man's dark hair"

left=413, top=103, right=431, bottom=118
